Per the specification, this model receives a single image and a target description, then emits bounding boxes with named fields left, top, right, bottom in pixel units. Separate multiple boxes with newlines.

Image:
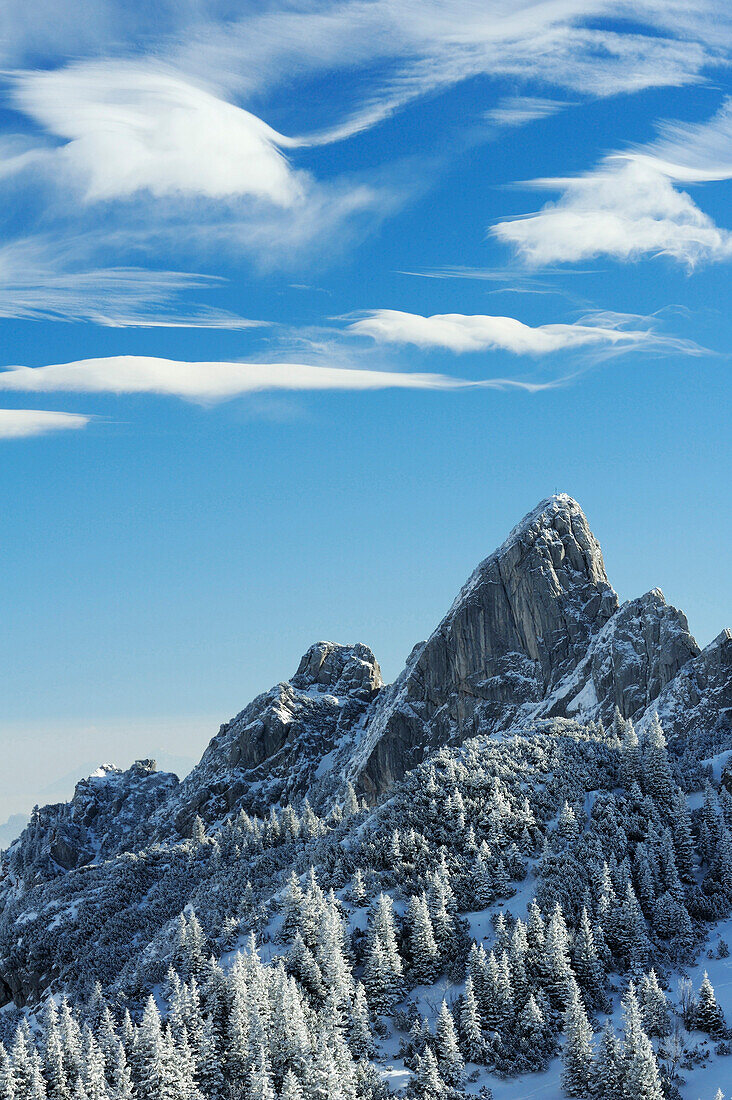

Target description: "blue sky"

left=0, top=0, right=730, bottom=818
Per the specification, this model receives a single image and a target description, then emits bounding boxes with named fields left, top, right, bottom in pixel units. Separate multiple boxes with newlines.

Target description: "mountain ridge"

left=6, top=493, right=728, bottom=861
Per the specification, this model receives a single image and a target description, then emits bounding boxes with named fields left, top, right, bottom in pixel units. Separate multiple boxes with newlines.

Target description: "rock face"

left=140, top=494, right=725, bottom=816
left=536, top=588, right=701, bottom=728
left=346, top=495, right=620, bottom=796
left=0, top=492, right=729, bottom=1009
left=8, top=493, right=729, bottom=842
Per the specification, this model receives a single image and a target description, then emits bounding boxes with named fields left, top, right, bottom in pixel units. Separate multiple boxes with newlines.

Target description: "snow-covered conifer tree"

left=412, top=1047, right=446, bottom=1099
left=695, top=973, right=726, bottom=1037
left=643, top=715, right=674, bottom=808
left=619, top=984, right=663, bottom=1100
left=0, top=1041, right=16, bottom=1100
left=348, top=983, right=374, bottom=1060
left=459, top=977, right=484, bottom=1064
left=279, top=1069, right=304, bottom=1100
left=405, top=895, right=439, bottom=985
left=638, top=971, right=671, bottom=1038
left=434, top=1001, right=463, bottom=1087
left=591, top=1022, right=621, bottom=1100
left=561, top=978, right=594, bottom=1097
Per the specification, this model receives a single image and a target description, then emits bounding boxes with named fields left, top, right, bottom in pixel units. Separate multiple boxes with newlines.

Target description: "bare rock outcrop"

left=348, top=494, right=619, bottom=796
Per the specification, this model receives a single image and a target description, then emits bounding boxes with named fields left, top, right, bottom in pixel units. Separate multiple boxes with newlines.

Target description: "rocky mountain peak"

left=19, top=494, right=727, bottom=846
left=348, top=495, right=619, bottom=797
left=155, top=641, right=384, bottom=833
left=291, top=641, right=382, bottom=695
left=441, top=493, right=618, bottom=686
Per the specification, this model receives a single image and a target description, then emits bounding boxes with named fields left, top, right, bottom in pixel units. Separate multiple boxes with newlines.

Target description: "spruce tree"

left=412, top=1048, right=446, bottom=1100
left=349, top=984, right=374, bottom=1060
left=518, top=995, right=550, bottom=1069
left=643, top=715, right=674, bottom=807
left=591, top=1022, right=621, bottom=1100
left=405, top=895, right=439, bottom=985
left=544, top=903, right=572, bottom=1010
left=619, top=984, right=663, bottom=1100
left=279, top=1069, right=304, bottom=1100
left=561, top=978, right=594, bottom=1098
left=111, top=1044, right=133, bottom=1100
left=0, top=1042, right=16, bottom=1100
left=195, top=1016, right=224, bottom=1100
left=248, top=1045, right=276, bottom=1100
left=11, top=1023, right=36, bottom=1100
left=434, top=1001, right=463, bottom=1088
left=620, top=721, right=642, bottom=791
left=43, top=1021, right=69, bottom=1100
left=572, top=907, right=605, bottom=1008
left=670, top=791, right=696, bottom=882
left=80, top=1031, right=107, bottom=1100
left=638, top=971, right=671, bottom=1038
left=695, top=973, right=726, bottom=1037
left=132, top=997, right=166, bottom=1100
left=459, top=978, right=484, bottom=1064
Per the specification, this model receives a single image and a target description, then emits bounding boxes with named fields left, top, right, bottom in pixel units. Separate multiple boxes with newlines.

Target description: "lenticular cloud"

left=11, top=62, right=304, bottom=206
left=0, top=409, right=89, bottom=438
left=0, top=356, right=555, bottom=401
left=349, top=309, right=655, bottom=354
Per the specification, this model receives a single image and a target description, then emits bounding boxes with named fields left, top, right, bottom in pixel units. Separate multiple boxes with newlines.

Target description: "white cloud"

left=0, top=356, right=557, bottom=401
left=0, top=409, right=89, bottom=438
left=485, top=97, right=566, bottom=128
left=2, top=60, right=392, bottom=278
left=2, top=1, right=730, bottom=302
left=0, top=238, right=268, bottom=327
left=636, top=96, right=732, bottom=181
left=349, top=309, right=684, bottom=354
left=11, top=62, right=304, bottom=205
left=493, top=100, right=732, bottom=268
left=166, top=0, right=728, bottom=122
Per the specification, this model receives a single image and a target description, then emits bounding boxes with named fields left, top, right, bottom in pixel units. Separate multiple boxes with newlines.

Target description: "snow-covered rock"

left=538, top=588, right=700, bottom=726
left=640, top=628, right=732, bottom=752
left=156, top=642, right=383, bottom=834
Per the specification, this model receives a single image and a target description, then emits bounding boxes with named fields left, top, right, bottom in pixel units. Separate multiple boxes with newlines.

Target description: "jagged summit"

left=291, top=641, right=382, bottom=694
left=9, top=495, right=731, bottom=847
left=350, top=494, right=619, bottom=796
left=451, top=493, right=601, bottom=601
left=155, top=640, right=384, bottom=833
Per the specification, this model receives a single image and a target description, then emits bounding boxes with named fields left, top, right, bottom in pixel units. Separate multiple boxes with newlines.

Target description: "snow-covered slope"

left=640, top=628, right=732, bottom=752
left=17, top=494, right=728, bottom=846
left=0, top=492, right=730, bottom=1100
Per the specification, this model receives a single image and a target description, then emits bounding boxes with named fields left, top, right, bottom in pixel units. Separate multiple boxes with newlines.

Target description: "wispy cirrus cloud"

left=1, top=0, right=731, bottom=330
left=485, top=97, right=567, bottom=128
left=493, top=98, right=732, bottom=268
left=1, top=59, right=393, bottom=291
left=0, top=356, right=560, bottom=401
left=4, top=0, right=730, bottom=107
left=163, top=0, right=729, bottom=131
left=0, top=409, right=89, bottom=438
left=348, top=308, right=699, bottom=355
left=0, top=239, right=268, bottom=327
